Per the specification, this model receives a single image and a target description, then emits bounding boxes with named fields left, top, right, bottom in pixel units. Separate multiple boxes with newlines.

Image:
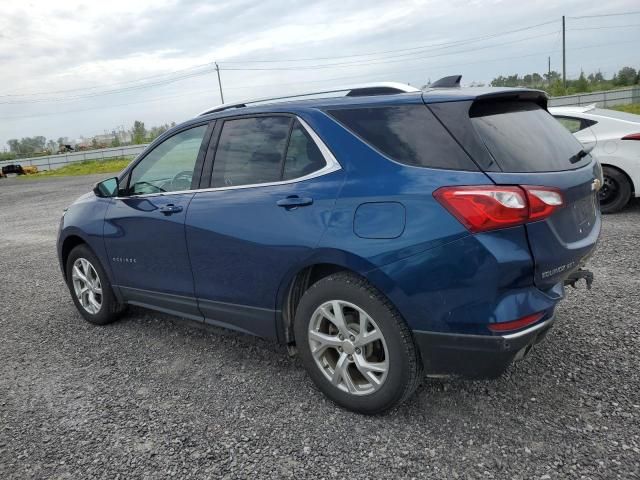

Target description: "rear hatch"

left=430, top=95, right=601, bottom=290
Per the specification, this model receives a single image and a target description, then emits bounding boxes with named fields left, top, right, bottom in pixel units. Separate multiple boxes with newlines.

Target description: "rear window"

left=328, top=105, right=478, bottom=170
left=471, top=101, right=589, bottom=172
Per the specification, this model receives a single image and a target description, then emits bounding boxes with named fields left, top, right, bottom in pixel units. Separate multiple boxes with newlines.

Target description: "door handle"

left=159, top=204, right=183, bottom=215
left=276, top=196, right=313, bottom=209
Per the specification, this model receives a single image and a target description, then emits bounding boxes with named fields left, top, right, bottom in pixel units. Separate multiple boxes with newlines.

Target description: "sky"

left=0, top=0, right=638, bottom=148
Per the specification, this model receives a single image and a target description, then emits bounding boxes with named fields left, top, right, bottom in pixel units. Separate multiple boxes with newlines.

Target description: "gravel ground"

left=1, top=175, right=639, bottom=479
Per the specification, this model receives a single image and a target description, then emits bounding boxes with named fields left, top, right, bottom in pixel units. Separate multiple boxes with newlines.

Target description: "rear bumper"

left=413, top=315, right=555, bottom=378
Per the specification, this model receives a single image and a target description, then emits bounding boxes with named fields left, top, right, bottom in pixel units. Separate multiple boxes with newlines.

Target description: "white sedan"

left=549, top=105, right=640, bottom=213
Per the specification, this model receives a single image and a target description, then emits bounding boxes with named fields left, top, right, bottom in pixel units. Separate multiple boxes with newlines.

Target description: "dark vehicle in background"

left=2, top=164, right=25, bottom=176
left=57, top=79, right=600, bottom=413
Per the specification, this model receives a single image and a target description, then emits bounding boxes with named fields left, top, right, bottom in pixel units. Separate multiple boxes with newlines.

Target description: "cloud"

left=0, top=0, right=638, bottom=146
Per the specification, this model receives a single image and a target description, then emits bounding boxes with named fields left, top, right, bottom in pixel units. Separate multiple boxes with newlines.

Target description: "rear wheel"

left=66, top=244, right=125, bottom=325
left=294, top=272, right=422, bottom=414
left=599, top=166, right=632, bottom=214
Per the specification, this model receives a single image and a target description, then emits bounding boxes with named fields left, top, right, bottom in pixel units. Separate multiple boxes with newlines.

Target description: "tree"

left=148, top=123, right=170, bottom=141
left=615, top=67, right=638, bottom=86
left=111, top=136, right=121, bottom=147
left=573, top=71, right=589, bottom=93
left=131, top=121, right=147, bottom=144
left=7, top=139, right=20, bottom=153
left=46, top=140, right=57, bottom=152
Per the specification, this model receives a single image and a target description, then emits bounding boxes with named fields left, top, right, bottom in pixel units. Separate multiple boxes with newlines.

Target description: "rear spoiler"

left=473, top=89, right=548, bottom=110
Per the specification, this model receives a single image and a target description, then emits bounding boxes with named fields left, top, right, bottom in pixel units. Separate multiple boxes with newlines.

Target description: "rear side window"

left=328, top=105, right=478, bottom=170
left=554, top=115, right=597, bottom=134
left=212, top=117, right=291, bottom=187
left=555, top=116, right=583, bottom=134
left=283, top=121, right=325, bottom=180
left=471, top=101, right=589, bottom=172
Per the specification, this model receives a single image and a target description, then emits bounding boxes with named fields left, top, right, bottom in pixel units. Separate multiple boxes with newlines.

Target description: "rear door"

left=468, top=100, right=601, bottom=289
left=185, top=114, right=344, bottom=338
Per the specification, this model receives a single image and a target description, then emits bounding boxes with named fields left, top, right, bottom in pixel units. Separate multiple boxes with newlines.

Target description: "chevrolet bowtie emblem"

left=591, top=178, right=602, bottom=191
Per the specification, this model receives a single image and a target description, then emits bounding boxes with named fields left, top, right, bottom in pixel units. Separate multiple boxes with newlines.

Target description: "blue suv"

left=58, top=80, right=601, bottom=413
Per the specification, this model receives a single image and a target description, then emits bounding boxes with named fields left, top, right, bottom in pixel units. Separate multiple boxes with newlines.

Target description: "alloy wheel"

left=71, top=258, right=103, bottom=314
left=308, top=300, right=389, bottom=395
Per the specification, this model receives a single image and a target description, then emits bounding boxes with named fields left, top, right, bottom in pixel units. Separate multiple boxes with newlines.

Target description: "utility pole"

left=215, top=62, right=224, bottom=103
left=562, top=16, right=566, bottom=89
left=548, top=56, right=551, bottom=87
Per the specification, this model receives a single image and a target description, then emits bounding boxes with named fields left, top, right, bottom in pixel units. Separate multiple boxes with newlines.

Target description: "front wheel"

left=66, top=244, right=125, bottom=325
left=599, top=166, right=632, bottom=214
left=294, top=273, right=422, bottom=414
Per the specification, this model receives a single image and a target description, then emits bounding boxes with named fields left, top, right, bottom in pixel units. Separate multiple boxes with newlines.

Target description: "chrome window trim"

left=115, top=116, right=341, bottom=200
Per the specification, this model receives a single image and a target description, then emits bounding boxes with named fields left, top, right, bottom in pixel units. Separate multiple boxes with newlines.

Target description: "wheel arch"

left=60, top=234, right=89, bottom=278
left=601, top=162, right=636, bottom=195
left=275, top=250, right=391, bottom=346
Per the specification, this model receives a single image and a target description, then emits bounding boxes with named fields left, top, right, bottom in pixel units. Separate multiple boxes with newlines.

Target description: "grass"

left=23, top=157, right=132, bottom=178
left=610, top=104, right=640, bottom=115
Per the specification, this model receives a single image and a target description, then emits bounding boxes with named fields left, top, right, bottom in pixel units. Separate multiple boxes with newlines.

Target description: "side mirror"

left=93, top=177, right=119, bottom=198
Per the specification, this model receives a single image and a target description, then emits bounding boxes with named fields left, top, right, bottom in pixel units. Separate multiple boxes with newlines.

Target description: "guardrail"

left=0, top=143, right=149, bottom=172
left=548, top=86, right=640, bottom=108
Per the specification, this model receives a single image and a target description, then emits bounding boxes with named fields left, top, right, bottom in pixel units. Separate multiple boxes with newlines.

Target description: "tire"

left=600, top=166, right=632, bottom=214
left=66, top=244, right=125, bottom=325
left=294, top=272, right=422, bottom=414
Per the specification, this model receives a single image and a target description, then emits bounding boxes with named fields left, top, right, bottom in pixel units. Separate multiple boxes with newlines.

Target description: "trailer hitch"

left=564, top=268, right=594, bottom=290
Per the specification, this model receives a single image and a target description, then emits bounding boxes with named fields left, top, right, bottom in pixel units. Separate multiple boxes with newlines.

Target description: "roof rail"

left=198, top=82, right=420, bottom=116
left=429, top=75, right=462, bottom=88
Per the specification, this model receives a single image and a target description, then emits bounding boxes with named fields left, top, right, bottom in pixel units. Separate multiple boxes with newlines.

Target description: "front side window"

left=129, top=125, right=207, bottom=195
left=212, top=116, right=292, bottom=188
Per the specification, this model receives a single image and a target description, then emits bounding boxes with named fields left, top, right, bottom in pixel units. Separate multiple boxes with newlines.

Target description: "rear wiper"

left=569, top=149, right=588, bottom=164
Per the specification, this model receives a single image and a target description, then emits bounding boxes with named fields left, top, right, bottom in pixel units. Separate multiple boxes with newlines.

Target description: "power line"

left=6, top=37, right=637, bottom=121
left=1, top=14, right=637, bottom=110
left=0, top=68, right=216, bottom=105
left=569, top=23, right=640, bottom=31
left=0, top=62, right=214, bottom=98
left=218, top=31, right=560, bottom=71
left=0, top=30, right=560, bottom=104
left=0, top=19, right=559, bottom=100
left=220, top=19, right=558, bottom=64
left=567, top=11, right=640, bottom=19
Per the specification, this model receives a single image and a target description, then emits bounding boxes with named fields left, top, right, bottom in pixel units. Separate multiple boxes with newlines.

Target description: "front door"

left=104, top=123, right=211, bottom=318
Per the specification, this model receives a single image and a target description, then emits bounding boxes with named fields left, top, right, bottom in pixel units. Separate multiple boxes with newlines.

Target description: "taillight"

left=524, top=186, right=563, bottom=221
left=621, top=133, right=640, bottom=141
left=488, top=312, right=545, bottom=333
left=434, top=185, right=563, bottom=233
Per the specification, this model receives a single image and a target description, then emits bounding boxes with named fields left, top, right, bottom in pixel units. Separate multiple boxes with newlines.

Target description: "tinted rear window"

left=471, top=101, right=589, bottom=172
left=328, top=105, right=478, bottom=170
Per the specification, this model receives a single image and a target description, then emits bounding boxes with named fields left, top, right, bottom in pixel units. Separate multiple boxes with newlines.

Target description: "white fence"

left=548, top=86, right=640, bottom=108
left=0, top=143, right=149, bottom=172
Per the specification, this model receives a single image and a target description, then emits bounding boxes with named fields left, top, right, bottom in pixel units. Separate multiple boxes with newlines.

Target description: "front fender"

left=57, top=195, right=113, bottom=284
